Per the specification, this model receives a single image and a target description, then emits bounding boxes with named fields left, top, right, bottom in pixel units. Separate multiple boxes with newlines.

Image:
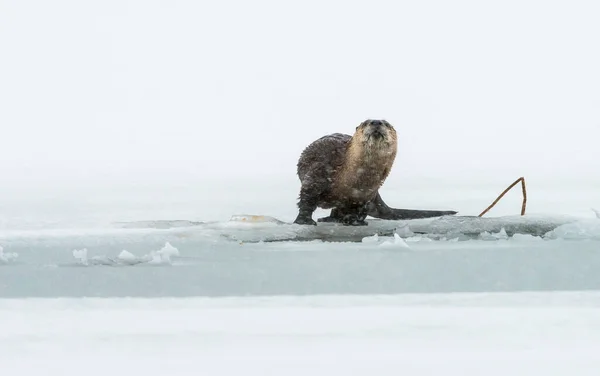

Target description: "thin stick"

left=520, top=177, right=527, bottom=216
left=478, top=177, right=527, bottom=217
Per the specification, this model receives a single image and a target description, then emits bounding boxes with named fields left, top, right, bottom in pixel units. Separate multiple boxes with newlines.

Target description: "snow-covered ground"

left=2, top=293, right=600, bottom=375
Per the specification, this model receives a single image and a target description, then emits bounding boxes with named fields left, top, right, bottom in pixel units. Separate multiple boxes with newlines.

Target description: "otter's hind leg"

left=367, top=192, right=457, bottom=220
left=293, top=164, right=331, bottom=226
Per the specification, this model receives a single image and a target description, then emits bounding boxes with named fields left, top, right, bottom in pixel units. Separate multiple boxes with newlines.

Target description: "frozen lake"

left=2, top=179, right=600, bottom=298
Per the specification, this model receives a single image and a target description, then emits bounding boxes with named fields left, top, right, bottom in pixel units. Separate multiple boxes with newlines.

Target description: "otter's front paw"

left=293, top=216, right=317, bottom=226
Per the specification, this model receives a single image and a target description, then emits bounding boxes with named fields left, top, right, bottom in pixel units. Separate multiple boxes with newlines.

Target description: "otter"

left=293, top=119, right=457, bottom=226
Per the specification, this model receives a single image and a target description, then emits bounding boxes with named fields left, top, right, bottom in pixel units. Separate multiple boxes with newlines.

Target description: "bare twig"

left=478, top=177, right=527, bottom=217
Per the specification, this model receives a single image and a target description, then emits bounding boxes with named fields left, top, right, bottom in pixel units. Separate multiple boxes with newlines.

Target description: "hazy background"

left=1, top=0, right=599, bottom=223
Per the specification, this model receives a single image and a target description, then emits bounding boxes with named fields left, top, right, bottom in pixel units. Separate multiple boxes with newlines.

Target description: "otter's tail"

left=367, top=193, right=457, bottom=220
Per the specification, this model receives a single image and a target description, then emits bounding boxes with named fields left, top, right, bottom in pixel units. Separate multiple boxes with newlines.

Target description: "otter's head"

left=354, top=119, right=397, bottom=145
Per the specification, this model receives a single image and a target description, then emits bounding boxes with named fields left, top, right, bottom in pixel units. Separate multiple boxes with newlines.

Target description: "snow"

left=2, top=293, right=600, bottom=375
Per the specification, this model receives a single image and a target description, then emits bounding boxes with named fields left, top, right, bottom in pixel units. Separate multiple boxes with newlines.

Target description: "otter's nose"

left=370, top=120, right=383, bottom=127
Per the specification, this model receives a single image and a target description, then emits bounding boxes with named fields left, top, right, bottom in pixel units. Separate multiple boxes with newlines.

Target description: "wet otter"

left=293, top=119, right=457, bottom=226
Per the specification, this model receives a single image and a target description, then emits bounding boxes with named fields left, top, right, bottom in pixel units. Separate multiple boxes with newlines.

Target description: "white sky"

left=1, top=0, right=599, bottom=189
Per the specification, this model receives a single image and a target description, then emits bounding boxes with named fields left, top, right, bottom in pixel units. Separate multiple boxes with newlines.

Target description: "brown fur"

left=329, top=122, right=397, bottom=205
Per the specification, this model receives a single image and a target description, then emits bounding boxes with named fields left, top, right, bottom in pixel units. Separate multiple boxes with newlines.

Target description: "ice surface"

left=2, top=293, right=600, bottom=375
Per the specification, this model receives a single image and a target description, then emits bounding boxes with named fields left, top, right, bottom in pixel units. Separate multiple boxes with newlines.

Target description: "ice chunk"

left=145, top=251, right=170, bottom=265
left=142, top=242, right=180, bottom=265
left=159, top=242, right=180, bottom=257
left=380, top=233, right=411, bottom=249
left=72, top=248, right=89, bottom=266
left=361, top=234, right=379, bottom=243
left=118, top=250, right=138, bottom=262
left=0, top=245, right=18, bottom=263
left=147, top=253, right=168, bottom=265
